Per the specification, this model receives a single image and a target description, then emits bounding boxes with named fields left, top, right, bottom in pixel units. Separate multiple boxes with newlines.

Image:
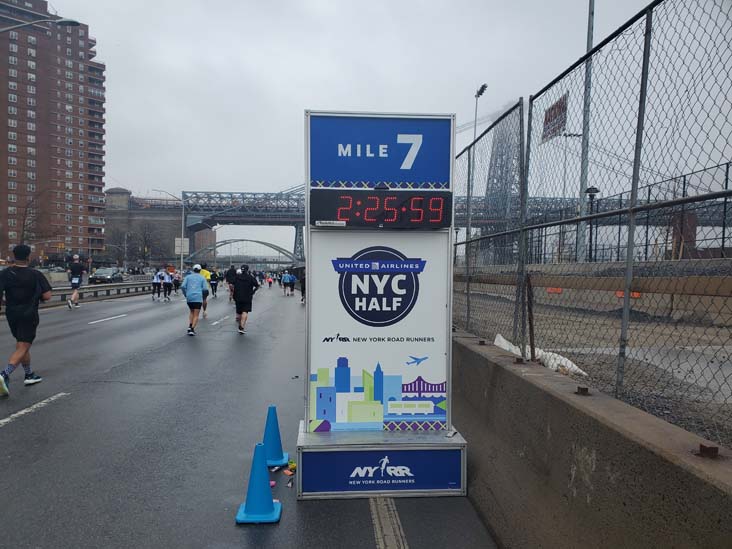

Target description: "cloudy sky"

left=53, top=0, right=648, bottom=250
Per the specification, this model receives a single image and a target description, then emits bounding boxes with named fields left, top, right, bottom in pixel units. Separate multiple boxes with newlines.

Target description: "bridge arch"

left=185, top=238, right=302, bottom=265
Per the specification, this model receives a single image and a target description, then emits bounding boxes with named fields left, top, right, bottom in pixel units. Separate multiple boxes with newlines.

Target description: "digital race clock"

left=309, top=189, right=452, bottom=229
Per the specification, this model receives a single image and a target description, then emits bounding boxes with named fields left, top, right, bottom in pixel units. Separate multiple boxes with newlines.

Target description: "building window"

left=65, top=171, right=72, bottom=179
left=8, top=119, right=17, bottom=127
left=27, top=159, right=36, bottom=168
left=8, top=219, right=16, bottom=227
left=9, top=31, right=18, bottom=41
left=27, top=35, right=36, bottom=45
left=27, top=146, right=35, bottom=156
left=8, top=156, right=17, bottom=165
left=8, top=144, right=16, bottom=153
left=65, top=60, right=73, bottom=68
left=28, top=171, right=36, bottom=180
left=8, top=56, right=17, bottom=65
left=27, top=110, right=35, bottom=119
left=27, top=85, right=36, bottom=95
left=8, top=181, right=17, bottom=189
left=27, top=48, right=36, bottom=58
left=8, top=131, right=16, bottom=140
left=27, top=72, right=35, bottom=82
left=7, top=106, right=16, bottom=115
left=7, top=169, right=17, bottom=177
left=79, top=29, right=85, bottom=37
left=27, top=122, right=35, bottom=131
left=78, top=52, right=85, bottom=60
left=65, top=47, right=71, bottom=56
left=8, top=206, right=16, bottom=214
left=27, top=135, right=35, bottom=143
left=8, top=194, right=17, bottom=203
left=27, top=183, right=35, bottom=192
left=8, top=93, right=17, bottom=103
left=8, top=231, right=18, bottom=239
left=8, top=68, right=17, bottom=78
left=9, top=43, right=18, bottom=53
left=27, top=60, right=35, bottom=70
left=27, top=97, right=36, bottom=106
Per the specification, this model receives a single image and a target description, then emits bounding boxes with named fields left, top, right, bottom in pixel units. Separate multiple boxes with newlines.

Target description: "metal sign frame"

left=304, top=110, right=456, bottom=433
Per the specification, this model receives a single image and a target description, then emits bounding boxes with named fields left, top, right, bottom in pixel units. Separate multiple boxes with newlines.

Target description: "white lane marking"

left=211, top=315, right=231, bottom=326
left=369, top=497, right=409, bottom=549
left=0, top=392, right=71, bottom=429
left=88, top=314, right=128, bottom=325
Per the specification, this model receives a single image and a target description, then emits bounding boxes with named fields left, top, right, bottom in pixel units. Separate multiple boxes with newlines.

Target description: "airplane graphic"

left=405, top=356, right=428, bottom=366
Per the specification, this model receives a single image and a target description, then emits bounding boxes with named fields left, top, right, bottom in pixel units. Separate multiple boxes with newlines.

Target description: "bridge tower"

left=293, top=224, right=305, bottom=261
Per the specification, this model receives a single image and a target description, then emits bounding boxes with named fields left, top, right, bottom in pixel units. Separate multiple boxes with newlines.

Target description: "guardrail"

left=42, top=281, right=153, bottom=309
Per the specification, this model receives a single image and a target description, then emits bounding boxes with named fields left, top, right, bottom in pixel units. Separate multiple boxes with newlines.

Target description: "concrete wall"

left=452, top=332, right=732, bottom=548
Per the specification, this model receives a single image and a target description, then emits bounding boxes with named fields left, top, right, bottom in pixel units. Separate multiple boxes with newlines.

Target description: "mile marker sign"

left=298, top=111, right=466, bottom=499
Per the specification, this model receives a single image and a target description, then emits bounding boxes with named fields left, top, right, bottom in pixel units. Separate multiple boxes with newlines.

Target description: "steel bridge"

left=130, top=181, right=728, bottom=262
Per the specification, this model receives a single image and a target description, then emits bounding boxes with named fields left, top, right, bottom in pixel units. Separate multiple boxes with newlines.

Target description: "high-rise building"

left=0, top=0, right=105, bottom=262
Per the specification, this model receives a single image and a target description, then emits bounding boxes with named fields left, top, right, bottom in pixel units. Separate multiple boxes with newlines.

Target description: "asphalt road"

left=0, top=286, right=495, bottom=548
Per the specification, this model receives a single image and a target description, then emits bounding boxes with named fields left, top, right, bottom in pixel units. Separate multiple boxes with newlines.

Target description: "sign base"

left=296, top=420, right=466, bottom=499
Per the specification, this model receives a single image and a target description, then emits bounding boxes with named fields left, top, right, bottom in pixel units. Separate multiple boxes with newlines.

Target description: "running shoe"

left=187, top=327, right=195, bottom=336
left=0, top=372, right=8, bottom=396
left=67, top=299, right=73, bottom=310
left=24, top=373, right=42, bottom=386
left=74, top=303, right=81, bottom=308
left=238, top=327, right=246, bottom=334
left=203, top=311, right=208, bottom=319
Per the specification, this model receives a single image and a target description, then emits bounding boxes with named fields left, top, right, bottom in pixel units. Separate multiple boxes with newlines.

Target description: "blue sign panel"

left=301, top=449, right=462, bottom=493
left=309, top=114, right=452, bottom=190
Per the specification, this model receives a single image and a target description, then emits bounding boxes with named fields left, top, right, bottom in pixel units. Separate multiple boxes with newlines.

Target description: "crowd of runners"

left=0, top=242, right=304, bottom=397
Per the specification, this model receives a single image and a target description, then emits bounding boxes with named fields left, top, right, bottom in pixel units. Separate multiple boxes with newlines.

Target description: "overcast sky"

left=53, top=0, right=649, bottom=251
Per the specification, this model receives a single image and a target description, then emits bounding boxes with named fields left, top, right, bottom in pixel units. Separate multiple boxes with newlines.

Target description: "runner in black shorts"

left=0, top=245, right=52, bottom=396
left=66, top=254, right=85, bottom=309
left=232, top=265, right=259, bottom=334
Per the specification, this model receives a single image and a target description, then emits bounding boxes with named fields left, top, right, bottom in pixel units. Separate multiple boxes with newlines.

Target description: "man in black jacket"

left=0, top=244, right=52, bottom=396
left=232, top=265, right=260, bottom=334
left=225, top=265, right=237, bottom=303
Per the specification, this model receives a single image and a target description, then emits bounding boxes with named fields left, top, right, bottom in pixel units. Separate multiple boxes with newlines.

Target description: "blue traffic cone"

left=235, top=442, right=282, bottom=524
left=263, top=405, right=289, bottom=467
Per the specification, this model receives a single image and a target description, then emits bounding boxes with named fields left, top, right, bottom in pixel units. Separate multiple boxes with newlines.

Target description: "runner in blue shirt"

left=180, top=264, right=207, bottom=336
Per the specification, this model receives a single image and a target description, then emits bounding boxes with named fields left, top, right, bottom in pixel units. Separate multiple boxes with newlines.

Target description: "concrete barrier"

left=452, top=331, right=732, bottom=548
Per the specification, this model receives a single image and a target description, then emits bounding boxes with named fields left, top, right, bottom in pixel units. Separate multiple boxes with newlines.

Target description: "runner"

left=209, top=268, right=219, bottom=298
left=151, top=268, right=163, bottom=301
left=0, top=245, right=52, bottom=396
left=281, top=270, right=290, bottom=296
left=162, top=269, right=173, bottom=302
left=225, top=265, right=237, bottom=302
left=173, top=271, right=181, bottom=295
left=300, top=270, right=306, bottom=304
left=199, top=263, right=211, bottom=318
left=66, top=254, right=86, bottom=309
left=267, top=275, right=273, bottom=289
left=232, top=264, right=260, bottom=334
left=180, top=264, right=207, bottom=336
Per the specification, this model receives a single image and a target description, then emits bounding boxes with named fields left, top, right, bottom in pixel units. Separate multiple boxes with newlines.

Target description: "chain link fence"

left=454, top=0, right=732, bottom=449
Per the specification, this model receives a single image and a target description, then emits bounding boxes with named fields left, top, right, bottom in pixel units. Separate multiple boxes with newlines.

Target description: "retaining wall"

left=452, top=332, right=732, bottom=548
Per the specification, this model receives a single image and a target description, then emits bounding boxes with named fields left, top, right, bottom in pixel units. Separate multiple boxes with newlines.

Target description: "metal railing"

left=454, top=0, right=732, bottom=449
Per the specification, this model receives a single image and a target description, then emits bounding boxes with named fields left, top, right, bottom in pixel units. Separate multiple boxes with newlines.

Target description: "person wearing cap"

left=180, top=264, right=207, bottom=336
left=66, top=253, right=86, bottom=309
left=232, top=264, right=259, bottom=334
left=0, top=244, right=52, bottom=396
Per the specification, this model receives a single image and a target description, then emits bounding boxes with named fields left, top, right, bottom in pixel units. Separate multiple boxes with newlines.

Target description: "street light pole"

left=0, top=18, right=79, bottom=34
left=152, top=189, right=185, bottom=272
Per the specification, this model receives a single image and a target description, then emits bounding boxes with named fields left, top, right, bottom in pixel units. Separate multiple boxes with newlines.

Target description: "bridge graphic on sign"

left=401, top=376, right=447, bottom=397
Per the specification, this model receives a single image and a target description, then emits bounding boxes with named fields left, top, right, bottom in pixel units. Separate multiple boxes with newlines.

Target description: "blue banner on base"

left=301, top=449, right=462, bottom=494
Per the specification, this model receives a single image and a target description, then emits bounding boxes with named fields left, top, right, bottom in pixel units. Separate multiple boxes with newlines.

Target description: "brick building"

left=0, top=0, right=105, bottom=262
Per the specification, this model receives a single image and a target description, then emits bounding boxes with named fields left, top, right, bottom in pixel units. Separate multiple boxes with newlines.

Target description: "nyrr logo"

left=332, top=246, right=425, bottom=328
left=350, top=455, right=414, bottom=478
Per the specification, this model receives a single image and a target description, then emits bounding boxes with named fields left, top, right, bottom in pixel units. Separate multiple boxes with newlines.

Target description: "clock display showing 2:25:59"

left=309, top=189, right=452, bottom=229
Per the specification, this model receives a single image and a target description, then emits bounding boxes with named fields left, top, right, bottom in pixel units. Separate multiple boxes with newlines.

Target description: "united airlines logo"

left=332, top=246, right=425, bottom=328
left=349, top=455, right=414, bottom=479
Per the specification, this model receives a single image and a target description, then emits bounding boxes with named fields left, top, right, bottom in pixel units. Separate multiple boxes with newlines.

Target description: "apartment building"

left=0, top=0, right=105, bottom=262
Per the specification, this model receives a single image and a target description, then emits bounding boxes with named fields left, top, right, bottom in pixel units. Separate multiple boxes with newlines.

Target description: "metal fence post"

left=512, top=99, right=528, bottom=355
left=615, top=8, right=654, bottom=398
left=465, top=145, right=473, bottom=331
left=723, top=162, right=730, bottom=257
